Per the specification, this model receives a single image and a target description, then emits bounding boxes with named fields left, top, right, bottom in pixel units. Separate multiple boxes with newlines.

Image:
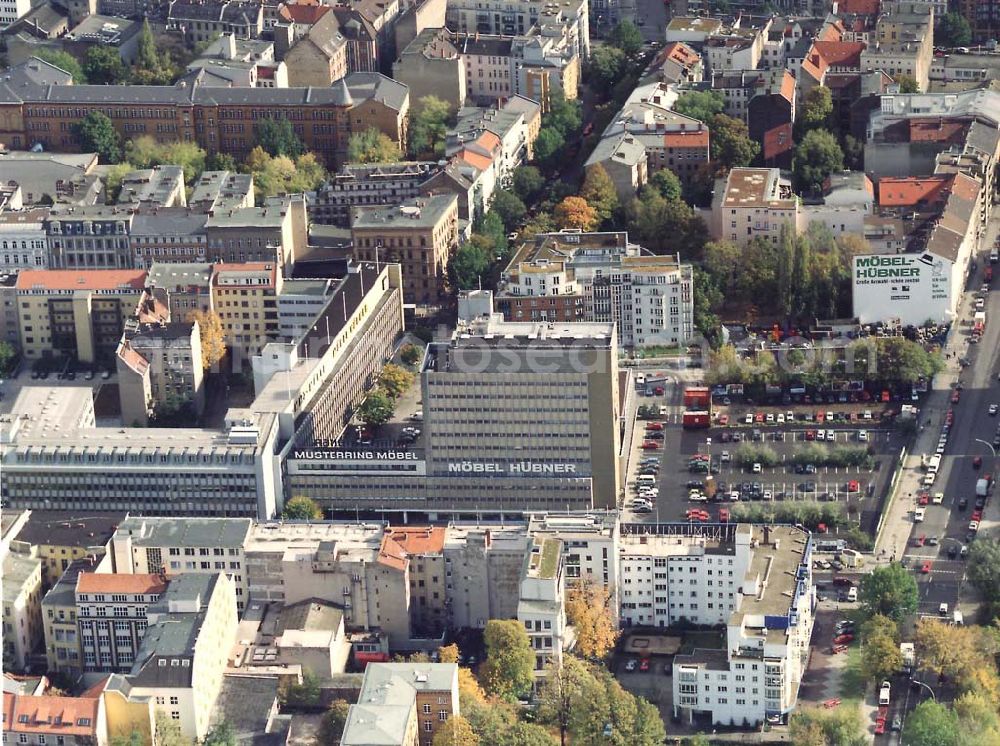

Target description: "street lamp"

left=975, top=438, right=997, bottom=459
left=912, top=678, right=937, bottom=702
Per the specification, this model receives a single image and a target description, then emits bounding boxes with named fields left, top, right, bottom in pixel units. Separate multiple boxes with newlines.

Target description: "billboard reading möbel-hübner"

left=852, top=253, right=952, bottom=325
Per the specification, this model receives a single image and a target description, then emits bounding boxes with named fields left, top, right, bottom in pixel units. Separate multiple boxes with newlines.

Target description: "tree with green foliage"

left=137, top=18, right=158, bottom=70
left=789, top=706, right=866, bottom=746
left=34, top=49, right=85, bottom=83
left=609, top=19, right=643, bottom=56
left=0, top=341, right=17, bottom=373
left=409, top=96, right=451, bottom=158
left=82, top=46, right=126, bottom=84
left=673, top=90, right=725, bottom=124
left=282, top=671, right=322, bottom=709
left=480, top=211, right=508, bottom=257
left=902, top=700, right=960, bottom=746
left=491, top=190, right=527, bottom=231
left=481, top=619, right=535, bottom=701
left=317, top=700, right=351, bottom=745
left=859, top=563, right=918, bottom=622
left=282, top=496, right=322, bottom=520
left=110, top=732, right=144, bottom=746
left=796, top=85, right=833, bottom=137
left=648, top=169, right=682, bottom=201
left=793, top=129, right=844, bottom=194
left=895, top=74, right=920, bottom=93
left=533, top=127, right=566, bottom=168
left=122, top=137, right=207, bottom=184
left=244, top=148, right=327, bottom=198
left=565, top=664, right=665, bottom=746
left=968, top=539, right=1000, bottom=611
left=432, top=716, right=479, bottom=746
left=72, top=112, right=121, bottom=163
left=379, top=363, right=414, bottom=398
left=346, top=128, right=402, bottom=163
left=358, top=389, right=395, bottom=428
left=579, top=165, right=618, bottom=227
left=132, top=20, right=176, bottom=85
left=710, top=113, right=759, bottom=169
left=512, top=166, right=545, bottom=202
left=625, top=187, right=708, bottom=256
left=202, top=722, right=235, bottom=746
left=537, top=656, right=589, bottom=746
left=256, top=119, right=305, bottom=159
left=153, top=711, right=190, bottom=746
left=449, top=237, right=492, bottom=290
left=937, top=11, right=972, bottom=48
left=206, top=152, right=238, bottom=171
left=587, top=46, right=627, bottom=95
left=544, top=88, right=581, bottom=138
left=400, top=344, right=421, bottom=366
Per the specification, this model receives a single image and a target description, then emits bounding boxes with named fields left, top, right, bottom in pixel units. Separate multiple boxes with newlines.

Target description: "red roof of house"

left=763, top=123, right=794, bottom=161
left=279, top=4, right=330, bottom=23
left=377, top=535, right=408, bottom=572
left=76, top=573, right=167, bottom=595
left=663, top=41, right=700, bottom=68
left=817, top=21, right=844, bottom=42
left=908, top=118, right=969, bottom=144
left=812, top=41, right=865, bottom=69
left=664, top=130, right=709, bottom=149
left=4, top=692, right=101, bottom=737
left=877, top=175, right=953, bottom=207
left=386, top=527, right=446, bottom=555
left=16, top=269, right=147, bottom=292
left=838, top=0, right=879, bottom=14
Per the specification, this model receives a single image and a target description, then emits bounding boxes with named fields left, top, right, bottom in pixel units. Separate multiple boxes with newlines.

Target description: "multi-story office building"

left=41, top=556, right=104, bottom=677
left=75, top=572, right=168, bottom=673
left=276, top=279, right=336, bottom=340
left=211, top=262, right=280, bottom=362
left=0, top=207, right=49, bottom=273
left=496, top=231, right=695, bottom=348
left=351, top=194, right=459, bottom=305
left=109, top=517, right=252, bottom=612
left=125, top=573, right=237, bottom=741
left=44, top=205, right=136, bottom=270
left=2, top=552, right=43, bottom=671
left=0, top=74, right=409, bottom=168
left=116, top=321, right=206, bottom=426
left=1, top=263, right=404, bottom=519
left=14, top=269, right=147, bottom=363
left=11, top=511, right=123, bottom=588
left=671, top=524, right=814, bottom=728
left=287, top=314, right=622, bottom=515
left=310, top=162, right=440, bottom=227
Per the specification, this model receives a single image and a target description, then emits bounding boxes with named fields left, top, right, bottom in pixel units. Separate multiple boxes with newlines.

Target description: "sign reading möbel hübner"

left=852, top=253, right=952, bottom=325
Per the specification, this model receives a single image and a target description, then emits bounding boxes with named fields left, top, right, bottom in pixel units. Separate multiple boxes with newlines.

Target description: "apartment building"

left=204, top=194, right=308, bottom=270
left=343, top=663, right=459, bottom=746
left=75, top=572, right=168, bottom=674
left=109, top=517, right=252, bottom=612
left=116, top=321, right=205, bottom=426
left=128, top=212, right=210, bottom=269
left=445, top=0, right=589, bottom=60
left=117, top=167, right=187, bottom=209
left=1, top=690, right=107, bottom=746
left=953, top=0, right=1000, bottom=41
left=11, top=511, right=122, bottom=588
left=41, top=556, right=105, bottom=678
left=44, top=205, right=136, bottom=270
left=309, top=162, right=441, bottom=227
left=351, top=194, right=459, bottom=305
left=710, top=69, right=795, bottom=168
left=382, top=527, right=447, bottom=638
left=125, top=574, right=238, bottom=741
left=0, top=151, right=100, bottom=208
left=0, top=0, right=29, bottom=31
left=284, top=12, right=349, bottom=87
left=496, top=230, right=695, bottom=348
left=287, top=315, right=621, bottom=514
left=188, top=170, right=255, bottom=213
left=859, top=1, right=933, bottom=92
left=518, top=535, right=567, bottom=680
left=393, top=28, right=466, bottom=110
left=673, top=525, right=814, bottom=728
left=0, top=208, right=49, bottom=273
left=145, top=263, right=214, bottom=320
left=167, top=0, right=264, bottom=43
left=0, top=74, right=409, bottom=169
left=185, top=33, right=287, bottom=88
left=211, top=262, right=280, bottom=361
left=14, top=268, right=147, bottom=363
left=2, top=552, right=43, bottom=671
left=710, top=168, right=799, bottom=247
left=446, top=97, right=542, bottom=187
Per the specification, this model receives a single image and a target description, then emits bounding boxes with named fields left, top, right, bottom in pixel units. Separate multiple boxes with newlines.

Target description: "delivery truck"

left=684, top=387, right=711, bottom=410
left=682, top=411, right=710, bottom=429
left=977, top=476, right=992, bottom=497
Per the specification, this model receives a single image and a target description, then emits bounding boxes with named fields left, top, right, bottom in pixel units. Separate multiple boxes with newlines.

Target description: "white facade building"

left=0, top=208, right=49, bottom=272
left=0, top=0, right=29, bottom=30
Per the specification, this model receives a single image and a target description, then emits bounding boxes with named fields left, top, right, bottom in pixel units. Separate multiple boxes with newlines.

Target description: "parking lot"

left=625, top=393, right=904, bottom=533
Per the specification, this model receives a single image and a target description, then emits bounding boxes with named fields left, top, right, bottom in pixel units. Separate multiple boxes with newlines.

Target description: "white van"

left=847, top=586, right=858, bottom=602
left=637, top=475, right=656, bottom=487
left=879, top=681, right=891, bottom=706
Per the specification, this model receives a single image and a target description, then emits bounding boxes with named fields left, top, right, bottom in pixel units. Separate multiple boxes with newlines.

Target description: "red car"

left=974, top=456, right=983, bottom=469
left=646, top=422, right=664, bottom=431
left=973, top=510, right=983, bottom=522
left=847, top=480, right=860, bottom=493
left=875, top=719, right=886, bottom=735
left=639, top=659, right=650, bottom=672
left=641, top=442, right=660, bottom=450
left=805, top=429, right=817, bottom=440
left=816, top=412, right=825, bottom=423
left=921, top=561, right=932, bottom=574
left=952, top=390, right=961, bottom=404
left=832, top=633, right=854, bottom=645
left=913, top=535, right=925, bottom=547
left=755, top=412, right=764, bottom=423
left=718, top=415, right=729, bottom=426
left=918, top=494, right=929, bottom=506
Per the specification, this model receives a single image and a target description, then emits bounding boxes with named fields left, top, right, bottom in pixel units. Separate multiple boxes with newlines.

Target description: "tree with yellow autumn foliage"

left=565, top=578, right=619, bottom=660
left=187, top=309, right=227, bottom=371
left=554, top=196, right=598, bottom=231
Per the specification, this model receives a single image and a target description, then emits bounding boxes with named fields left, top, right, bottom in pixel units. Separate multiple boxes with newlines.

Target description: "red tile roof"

left=386, top=527, right=446, bottom=555
left=812, top=41, right=865, bottom=69
left=838, top=0, right=879, bottom=14
left=279, top=4, right=330, bottom=23
left=76, top=573, right=167, bottom=595
left=908, top=118, right=968, bottom=144
left=16, top=269, right=147, bottom=292
left=877, top=175, right=953, bottom=207
left=763, top=123, right=794, bottom=161
left=664, top=130, right=709, bottom=149
left=663, top=41, right=700, bottom=68
left=377, top=535, right=408, bottom=572
left=4, top=692, right=101, bottom=737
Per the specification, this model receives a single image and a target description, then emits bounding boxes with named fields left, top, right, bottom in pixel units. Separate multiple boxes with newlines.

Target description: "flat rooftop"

left=668, top=16, right=722, bottom=33
left=114, top=516, right=253, bottom=548
left=451, top=316, right=615, bottom=345
left=735, top=525, right=810, bottom=620
left=722, top=168, right=795, bottom=209
left=351, top=194, right=457, bottom=230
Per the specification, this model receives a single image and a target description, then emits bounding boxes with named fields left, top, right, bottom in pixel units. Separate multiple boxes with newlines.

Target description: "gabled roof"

left=664, top=130, right=709, bottom=148
left=877, top=175, right=952, bottom=207
left=838, top=0, right=879, bottom=14
left=16, top=269, right=147, bottom=292
left=385, top=527, right=445, bottom=555
left=812, top=40, right=865, bottom=69
left=76, top=572, right=167, bottom=595
left=279, top=3, right=329, bottom=23
left=4, top=692, right=101, bottom=736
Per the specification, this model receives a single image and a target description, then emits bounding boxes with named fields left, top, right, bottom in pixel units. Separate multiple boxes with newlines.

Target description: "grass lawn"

left=679, top=630, right=725, bottom=654
left=839, top=643, right=866, bottom=702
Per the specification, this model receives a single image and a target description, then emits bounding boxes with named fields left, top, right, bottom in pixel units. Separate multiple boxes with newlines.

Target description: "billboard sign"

left=852, top=253, right=951, bottom=325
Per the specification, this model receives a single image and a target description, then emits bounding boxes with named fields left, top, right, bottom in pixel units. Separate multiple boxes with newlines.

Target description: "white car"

left=826, top=430, right=836, bottom=441
left=410, top=411, right=424, bottom=421
left=720, top=451, right=732, bottom=463
left=939, top=602, right=949, bottom=615
left=857, top=430, right=869, bottom=442
left=624, top=659, right=638, bottom=672
left=990, top=404, right=999, bottom=416
left=777, top=413, right=785, bottom=424
left=766, top=413, right=775, bottom=423
left=862, top=410, right=873, bottom=420
left=763, top=490, right=772, bottom=501
left=817, top=430, right=826, bottom=441
left=688, top=492, right=708, bottom=502
left=745, top=413, right=753, bottom=424
left=915, top=508, right=926, bottom=522
left=752, top=462, right=762, bottom=474
left=932, top=492, right=944, bottom=504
